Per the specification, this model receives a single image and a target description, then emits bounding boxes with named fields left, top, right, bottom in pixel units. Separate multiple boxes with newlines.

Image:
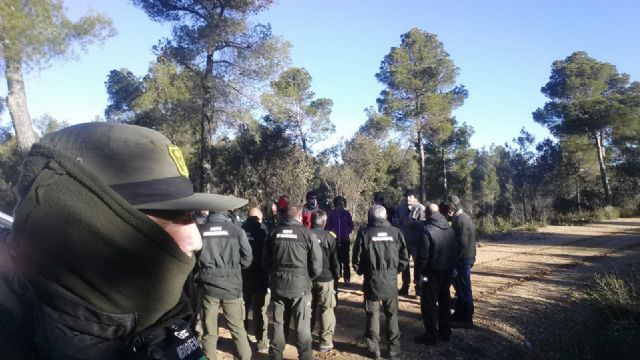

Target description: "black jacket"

left=452, top=210, right=477, bottom=259
left=196, top=214, right=253, bottom=300
left=241, top=217, right=269, bottom=292
left=416, top=213, right=457, bottom=274
left=263, top=220, right=322, bottom=298
left=310, top=226, right=339, bottom=283
left=352, top=218, right=408, bottom=300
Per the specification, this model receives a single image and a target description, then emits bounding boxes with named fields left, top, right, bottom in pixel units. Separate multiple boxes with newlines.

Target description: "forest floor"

left=215, top=217, right=640, bottom=359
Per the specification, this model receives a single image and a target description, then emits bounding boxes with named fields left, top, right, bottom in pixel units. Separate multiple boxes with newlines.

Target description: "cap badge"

left=168, top=145, right=189, bottom=177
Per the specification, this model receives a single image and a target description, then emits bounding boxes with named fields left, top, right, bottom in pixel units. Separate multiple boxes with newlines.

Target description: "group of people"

left=194, top=188, right=476, bottom=360
left=193, top=192, right=352, bottom=360
left=0, top=122, right=476, bottom=360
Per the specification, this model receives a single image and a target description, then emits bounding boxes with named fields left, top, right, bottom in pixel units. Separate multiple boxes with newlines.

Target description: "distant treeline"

left=1, top=1, right=638, bottom=230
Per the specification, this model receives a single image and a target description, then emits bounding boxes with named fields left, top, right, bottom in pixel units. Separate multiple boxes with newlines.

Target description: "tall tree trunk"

left=4, top=57, right=36, bottom=153
left=594, top=131, right=612, bottom=205
left=576, top=176, right=581, bottom=214
left=417, top=130, right=426, bottom=203
left=199, top=46, right=215, bottom=192
left=441, top=147, right=448, bottom=196
left=521, top=160, right=527, bottom=223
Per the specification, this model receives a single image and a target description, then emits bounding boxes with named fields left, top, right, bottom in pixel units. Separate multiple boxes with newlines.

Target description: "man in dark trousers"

left=263, top=205, right=322, bottom=360
left=241, top=207, right=270, bottom=353
left=395, top=189, right=426, bottom=297
left=446, top=195, right=477, bottom=328
left=325, top=196, right=354, bottom=285
left=310, top=209, right=340, bottom=353
left=352, top=205, right=408, bottom=360
left=414, top=203, right=457, bottom=345
left=196, top=211, right=253, bottom=360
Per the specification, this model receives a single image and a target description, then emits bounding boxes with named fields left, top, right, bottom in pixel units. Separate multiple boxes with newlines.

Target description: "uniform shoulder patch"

left=329, top=231, right=337, bottom=238
left=168, top=145, right=189, bottom=177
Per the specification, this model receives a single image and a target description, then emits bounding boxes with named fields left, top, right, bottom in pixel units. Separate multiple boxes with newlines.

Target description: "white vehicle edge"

left=0, top=210, right=13, bottom=229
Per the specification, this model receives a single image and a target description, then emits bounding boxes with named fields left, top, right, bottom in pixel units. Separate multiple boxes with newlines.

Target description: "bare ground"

left=215, top=218, right=640, bottom=359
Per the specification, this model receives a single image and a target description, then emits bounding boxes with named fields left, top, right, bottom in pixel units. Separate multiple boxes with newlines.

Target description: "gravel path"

left=215, top=218, right=640, bottom=359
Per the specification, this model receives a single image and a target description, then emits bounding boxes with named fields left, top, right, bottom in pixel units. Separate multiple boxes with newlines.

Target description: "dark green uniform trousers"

left=269, top=293, right=313, bottom=360
left=364, top=297, right=401, bottom=356
left=201, top=295, right=252, bottom=360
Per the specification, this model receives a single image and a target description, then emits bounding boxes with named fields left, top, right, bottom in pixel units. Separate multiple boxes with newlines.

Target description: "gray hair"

left=287, top=205, right=303, bottom=221
left=369, top=204, right=387, bottom=221
left=426, top=203, right=439, bottom=216
left=312, top=209, right=327, bottom=227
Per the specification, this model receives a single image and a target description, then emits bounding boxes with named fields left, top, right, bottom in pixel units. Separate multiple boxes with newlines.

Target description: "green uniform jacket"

left=196, top=214, right=253, bottom=300
left=352, top=218, right=409, bottom=300
left=263, top=220, right=322, bottom=298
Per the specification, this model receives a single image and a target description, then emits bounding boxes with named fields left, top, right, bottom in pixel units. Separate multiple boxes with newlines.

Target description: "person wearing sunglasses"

left=5, top=122, right=247, bottom=359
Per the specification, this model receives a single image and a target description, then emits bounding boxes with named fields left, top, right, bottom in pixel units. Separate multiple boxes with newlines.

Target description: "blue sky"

left=2, top=0, right=639, bottom=149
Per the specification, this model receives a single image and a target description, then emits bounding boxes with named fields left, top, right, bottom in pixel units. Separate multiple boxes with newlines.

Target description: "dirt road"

left=216, top=218, right=640, bottom=359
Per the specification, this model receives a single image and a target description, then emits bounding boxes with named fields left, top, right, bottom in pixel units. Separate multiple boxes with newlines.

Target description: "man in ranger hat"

left=4, top=122, right=247, bottom=359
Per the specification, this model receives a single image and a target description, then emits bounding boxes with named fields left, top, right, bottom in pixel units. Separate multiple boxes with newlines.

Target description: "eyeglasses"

left=141, top=210, right=195, bottom=225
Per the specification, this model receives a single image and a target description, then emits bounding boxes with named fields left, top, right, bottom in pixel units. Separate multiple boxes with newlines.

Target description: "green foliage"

left=261, top=67, right=334, bottom=152
left=0, top=128, right=24, bottom=213
left=131, top=0, right=290, bottom=190
left=587, top=270, right=640, bottom=322
left=32, top=113, right=68, bottom=136
left=104, top=68, right=145, bottom=123
left=471, top=147, right=500, bottom=217
left=595, top=206, right=620, bottom=220
left=533, top=51, right=640, bottom=205
left=0, top=0, right=115, bottom=71
left=549, top=207, right=620, bottom=225
left=359, top=107, right=392, bottom=141
left=376, top=28, right=467, bottom=201
left=423, top=117, right=475, bottom=200
left=209, top=121, right=314, bottom=208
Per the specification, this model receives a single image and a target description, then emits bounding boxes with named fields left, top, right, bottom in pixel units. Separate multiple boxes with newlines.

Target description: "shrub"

left=587, top=270, right=640, bottom=322
left=494, top=217, right=513, bottom=233
left=522, top=222, right=543, bottom=232
left=476, top=216, right=496, bottom=236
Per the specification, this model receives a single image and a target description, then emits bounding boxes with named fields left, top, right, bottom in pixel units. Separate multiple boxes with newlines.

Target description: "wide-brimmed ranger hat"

left=38, top=122, right=247, bottom=211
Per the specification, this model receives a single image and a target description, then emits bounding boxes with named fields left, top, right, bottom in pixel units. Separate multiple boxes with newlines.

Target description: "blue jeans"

left=453, top=257, right=475, bottom=322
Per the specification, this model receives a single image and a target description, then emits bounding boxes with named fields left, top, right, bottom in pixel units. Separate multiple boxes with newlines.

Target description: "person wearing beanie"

left=445, top=195, right=477, bottom=328
left=414, top=203, right=457, bottom=345
left=4, top=122, right=247, bottom=359
left=302, top=191, right=318, bottom=229
left=396, top=189, right=426, bottom=297
left=325, top=196, right=354, bottom=285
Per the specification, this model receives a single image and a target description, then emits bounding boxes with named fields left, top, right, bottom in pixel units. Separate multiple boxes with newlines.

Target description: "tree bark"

left=576, top=176, right=581, bottom=214
left=417, top=129, right=426, bottom=203
left=441, top=147, right=448, bottom=196
left=198, top=44, right=215, bottom=192
left=594, top=131, right=612, bottom=205
left=4, top=57, right=36, bottom=153
left=521, top=159, right=528, bottom=223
